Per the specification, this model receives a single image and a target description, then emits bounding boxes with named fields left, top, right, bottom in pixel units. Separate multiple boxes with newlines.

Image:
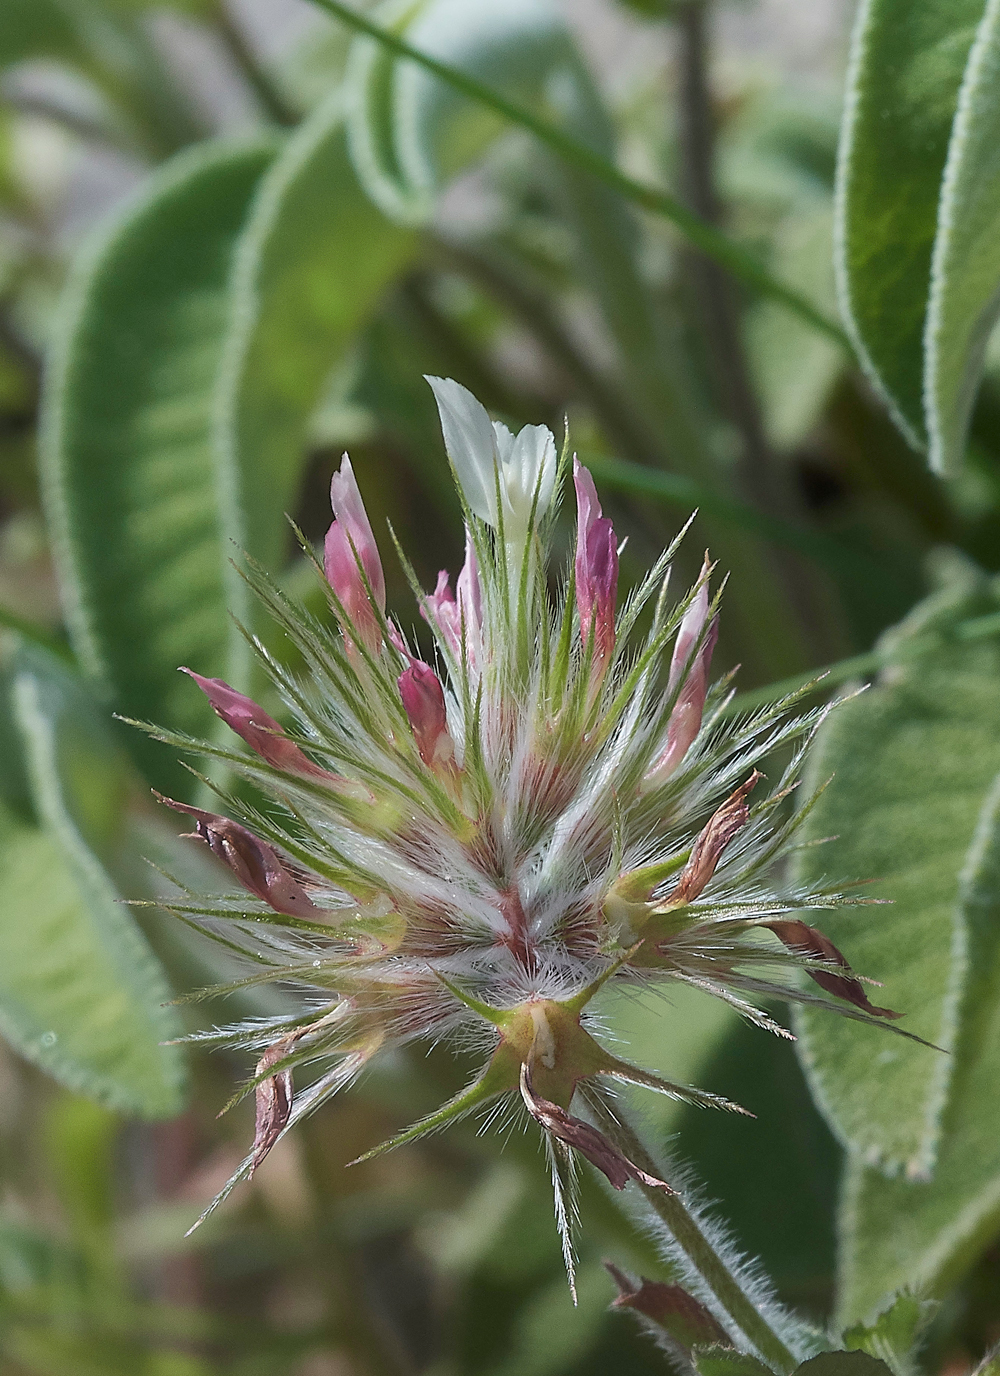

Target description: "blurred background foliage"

left=1, top=0, right=1000, bottom=1371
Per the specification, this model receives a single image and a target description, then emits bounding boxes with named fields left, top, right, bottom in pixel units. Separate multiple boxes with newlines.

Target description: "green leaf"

left=842, top=1290, right=936, bottom=1376
left=792, top=563, right=1000, bottom=1173
left=213, top=89, right=416, bottom=684
left=692, top=1347, right=773, bottom=1376
left=925, top=0, right=1000, bottom=473
left=749, top=205, right=842, bottom=452
left=41, top=137, right=277, bottom=795
left=794, top=1356, right=892, bottom=1376
left=2, top=645, right=185, bottom=1117
left=836, top=763, right=1000, bottom=1321
left=836, top=0, right=985, bottom=448
left=0, top=0, right=84, bottom=67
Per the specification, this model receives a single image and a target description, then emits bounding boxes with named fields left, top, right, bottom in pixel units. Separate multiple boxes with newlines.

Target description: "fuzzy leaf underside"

left=836, top=769, right=1000, bottom=1322
left=792, top=570, right=1000, bottom=1173
left=835, top=0, right=984, bottom=449
left=2, top=646, right=184, bottom=1117
left=40, top=137, right=278, bottom=796
left=925, top=0, right=1000, bottom=472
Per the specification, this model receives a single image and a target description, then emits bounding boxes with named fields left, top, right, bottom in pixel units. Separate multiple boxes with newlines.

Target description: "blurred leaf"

left=749, top=206, right=842, bottom=451
left=315, top=0, right=844, bottom=343
left=692, top=1350, right=772, bottom=1376
left=842, top=1290, right=937, bottom=1376
left=0, top=0, right=82, bottom=67
left=41, top=137, right=277, bottom=795
left=836, top=0, right=984, bottom=449
left=835, top=759, right=1000, bottom=1321
left=44, top=1095, right=116, bottom=1238
left=214, top=89, right=416, bottom=684
left=795, top=1357, right=892, bottom=1376
left=0, top=0, right=205, bottom=156
left=792, top=562, right=1000, bottom=1175
left=925, top=0, right=1000, bottom=473
left=483, top=1261, right=611, bottom=1376
left=1, top=643, right=184, bottom=1116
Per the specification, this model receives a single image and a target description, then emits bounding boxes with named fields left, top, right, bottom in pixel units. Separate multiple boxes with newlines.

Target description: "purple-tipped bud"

left=648, top=559, right=717, bottom=782
left=181, top=669, right=330, bottom=778
left=324, top=455, right=385, bottom=653
left=573, top=460, right=618, bottom=670
left=398, top=661, right=456, bottom=773
left=422, top=529, right=483, bottom=670
left=157, top=795, right=322, bottom=919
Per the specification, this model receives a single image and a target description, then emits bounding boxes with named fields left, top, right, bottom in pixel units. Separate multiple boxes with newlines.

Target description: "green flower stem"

left=304, top=0, right=848, bottom=347
left=589, top=1096, right=798, bottom=1374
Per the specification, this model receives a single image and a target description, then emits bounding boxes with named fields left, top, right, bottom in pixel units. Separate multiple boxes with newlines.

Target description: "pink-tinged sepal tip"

left=181, top=669, right=332, bottom=779
left=573, top=460, right=618, bottom=672
left=422, top=529, right=483, bottom=671
left=324, top=455, right=386, bottom=654
left=398, top=661, right=457, bottom=774
left=156, top=794, right=323, bottom=919
left=647, top=559, right=718, bottom=782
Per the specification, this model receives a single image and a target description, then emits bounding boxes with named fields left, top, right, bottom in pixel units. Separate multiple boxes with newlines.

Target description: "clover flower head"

left=148, top=379, right=909, bottom=1277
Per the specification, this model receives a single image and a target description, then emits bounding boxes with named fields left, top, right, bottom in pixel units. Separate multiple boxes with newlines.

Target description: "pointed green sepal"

left=348, top=1048, right=519, bottom=1165
left=433, top=971, right=512, bottom=1027
left=599, top=1055, right=753, bottom=1116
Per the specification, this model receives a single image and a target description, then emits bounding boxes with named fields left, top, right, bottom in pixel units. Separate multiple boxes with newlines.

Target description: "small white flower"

left=426, top=375, right=557, bottom=538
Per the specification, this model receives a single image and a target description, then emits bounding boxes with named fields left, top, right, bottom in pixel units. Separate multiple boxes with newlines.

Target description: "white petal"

left=502, top=423, right=557, bottom=527
left=491, top=420, right=516, bottom=464
left=426, top=376, right=498, bottom=523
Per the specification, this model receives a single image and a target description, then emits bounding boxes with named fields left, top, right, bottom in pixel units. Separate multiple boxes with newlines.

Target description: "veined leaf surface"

left=41, top=138, right=277, bottom=795
left=3, top=647, right=184, bottom=1117
left=835, top=0, right=984, bottom=448
left=837, top=770, right=1000, bottom=1321
left=925, top=0, right=1000, bottom=473
left=792, top=565, right=1000, bottom=1173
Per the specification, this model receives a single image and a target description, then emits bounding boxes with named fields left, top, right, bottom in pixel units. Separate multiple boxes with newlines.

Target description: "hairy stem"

left=588, top=1094, right=799, bottom=1373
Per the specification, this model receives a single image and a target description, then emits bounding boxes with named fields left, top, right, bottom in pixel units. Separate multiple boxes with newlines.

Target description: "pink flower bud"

left=181, top=669, right=330, bottom=778
left=324, top=455, right=385, bottom=653
left=398, top=661, right=456, bottom=773
left=156, top=795, right=322, bottom=918
left=422, top=529, right=483, bottom=671
left=573, top=460, right=618, bottom=669
left=648, top=559, right=717, bottom=782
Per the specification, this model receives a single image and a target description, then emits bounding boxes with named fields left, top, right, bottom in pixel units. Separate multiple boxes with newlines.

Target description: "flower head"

left=426, top=375, right=557, bottom=543
left=149, top=382, right=910, bottom=1271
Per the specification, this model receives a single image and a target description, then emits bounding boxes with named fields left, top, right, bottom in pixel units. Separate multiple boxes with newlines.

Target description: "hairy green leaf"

left=794, top=1356, right=892, bottom=1376
left=836, top=0, right=985, bottom=448
left=2, top=647, right=184, bottom=1117
left=692, top=1348, right=773, bottom=1376
left=842, top=1290, right=936, bottom=1376
left=925, top=0, right=1000, bottom=473
left=792, top=564, right=1000, bottom=1173
left=836, top=766, right=1000, bottom=1321
left=41, top=138, right=277, bottom=795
